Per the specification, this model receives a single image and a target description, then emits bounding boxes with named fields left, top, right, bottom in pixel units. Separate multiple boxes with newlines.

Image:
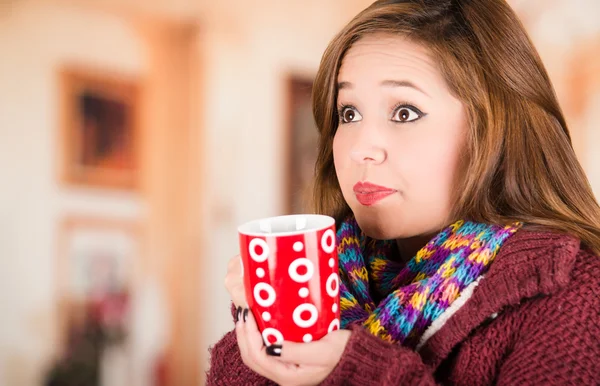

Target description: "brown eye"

left=343, top=109, right=355, bottom=122
left=399, top=108, right=410, bottom=121
left=340, top=106, right=362, bottom=123
left=392, top=105, right=422, bottom=123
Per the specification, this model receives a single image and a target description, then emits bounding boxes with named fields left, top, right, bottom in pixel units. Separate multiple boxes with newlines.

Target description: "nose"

left=350, top=130, right=387, bottom=165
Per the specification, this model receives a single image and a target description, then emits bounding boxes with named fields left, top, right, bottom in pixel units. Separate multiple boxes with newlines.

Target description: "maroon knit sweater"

left=206, top=230, right=600, bottom=385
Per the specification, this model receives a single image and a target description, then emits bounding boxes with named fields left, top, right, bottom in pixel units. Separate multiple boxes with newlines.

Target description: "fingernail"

left=266, top=344, right=282, bottom=357
left=236, top=307, right=242, bottom=323
left=243, top=308, right=249, bottom=323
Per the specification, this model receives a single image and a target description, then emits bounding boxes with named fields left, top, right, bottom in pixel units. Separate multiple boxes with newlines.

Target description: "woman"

left=208, top=0, right=600, bottom=384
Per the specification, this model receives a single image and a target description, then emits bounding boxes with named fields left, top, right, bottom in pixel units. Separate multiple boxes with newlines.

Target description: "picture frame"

left=285, top=75, right=319, bottom=214
left=59, top=67, right=140, bottom=190
left=53, top=216, right=141, bottom=385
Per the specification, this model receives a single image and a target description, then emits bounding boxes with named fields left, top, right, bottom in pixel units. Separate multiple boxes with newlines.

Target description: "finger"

left=243, top=308, right=267, bottom=353
left=235, top=316, right=248, bottom=357
left=224, top=275, right=242, bottom=293
left=243, top=309, right=298, bottom=375
left=224, top=275, right=234, bottom=291
left=277, top=340, right=330, bottom=366
left=225, top=273, right=242, bottom=287
left=237, top=317, right=270, bottom=378
left=232, top=283, right=247, bottom=308
left=227, top=254, right=240, bottom=271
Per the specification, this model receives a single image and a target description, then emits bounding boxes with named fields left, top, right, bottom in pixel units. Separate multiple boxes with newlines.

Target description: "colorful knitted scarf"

left=338, top=218, right=522, bottom=348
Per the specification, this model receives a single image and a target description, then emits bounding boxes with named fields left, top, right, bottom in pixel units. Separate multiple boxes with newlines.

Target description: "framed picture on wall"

left=50, top=217, right=141, bottom=385
left=59, top=67, right=140, bottom=190
left=285, top=76, right=320, bottom=214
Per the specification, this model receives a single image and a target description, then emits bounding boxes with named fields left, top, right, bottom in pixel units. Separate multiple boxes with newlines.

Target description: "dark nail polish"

left=266, top=344, right=282, bottom=357
left=236, top=307, right=242, bottom=323
left=243, top=308, right=249, bottom=323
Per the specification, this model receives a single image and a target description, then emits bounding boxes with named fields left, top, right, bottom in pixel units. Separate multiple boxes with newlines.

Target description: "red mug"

left=238, top=214, right=340, bottom=345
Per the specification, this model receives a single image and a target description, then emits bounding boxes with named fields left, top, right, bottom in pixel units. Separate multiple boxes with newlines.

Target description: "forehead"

left=338, top=33, right=447, bottom=91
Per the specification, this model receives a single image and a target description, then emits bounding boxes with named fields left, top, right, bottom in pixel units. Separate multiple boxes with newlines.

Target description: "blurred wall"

left=0, top=2, right=148, bottom=385
left=508, top=0, right=600, bottom=196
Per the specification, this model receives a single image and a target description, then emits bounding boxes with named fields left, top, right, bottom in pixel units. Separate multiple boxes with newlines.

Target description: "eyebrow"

left=338, top=80, right=430, bottom=97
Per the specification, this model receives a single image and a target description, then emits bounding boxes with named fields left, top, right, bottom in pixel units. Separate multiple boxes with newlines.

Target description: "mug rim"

left=238, top=214, right=335, bottom=237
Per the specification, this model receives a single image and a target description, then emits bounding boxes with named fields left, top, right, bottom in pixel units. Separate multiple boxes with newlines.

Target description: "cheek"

left=332, top=131, right=355, bottom=202
left=332, top=132, right=348, bottom=180
left=401, top=133, right=464, bottom=200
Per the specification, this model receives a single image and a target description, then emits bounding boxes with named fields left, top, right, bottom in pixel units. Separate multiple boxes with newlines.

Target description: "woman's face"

left=333, top=33, right=467, bottom=240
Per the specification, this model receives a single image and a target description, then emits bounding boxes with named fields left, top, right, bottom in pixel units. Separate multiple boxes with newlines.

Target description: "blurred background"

left=0, top=0, right=598, bottom=385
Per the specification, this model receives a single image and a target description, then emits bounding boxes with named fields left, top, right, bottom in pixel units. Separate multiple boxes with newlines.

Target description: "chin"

left=353, top=210, right=402, bottom=240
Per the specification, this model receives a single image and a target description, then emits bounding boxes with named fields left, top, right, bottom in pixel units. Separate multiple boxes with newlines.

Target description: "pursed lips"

left=353, top=181, right=397, bottom=206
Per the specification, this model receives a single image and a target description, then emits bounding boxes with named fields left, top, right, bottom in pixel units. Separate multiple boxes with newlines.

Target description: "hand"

left=224, top=255, right=246, bottom=308
left=236, top=308, right=351, bottom=386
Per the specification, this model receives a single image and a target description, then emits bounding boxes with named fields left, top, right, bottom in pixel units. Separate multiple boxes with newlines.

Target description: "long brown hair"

left=311, top=0, right=600, bottom=254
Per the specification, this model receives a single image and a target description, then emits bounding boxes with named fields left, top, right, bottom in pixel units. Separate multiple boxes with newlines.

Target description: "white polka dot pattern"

left=288, top=258, right=314, bottom=283
left=293, top=303, right=319, bottom=328
left=326, top=273, right=340, bottom=297
left=240, top=221, right=338, bottom=343
left=328, top=318, right=340, bottom=333
left=321, top=229, right=335, bottom=253
left=253, top=282, right=276, bottom=307
left=299, top=287, right=309, bottom=298
left=249, top=238, right=269, bottom=263
left=262, top=327, right=284, bottom=346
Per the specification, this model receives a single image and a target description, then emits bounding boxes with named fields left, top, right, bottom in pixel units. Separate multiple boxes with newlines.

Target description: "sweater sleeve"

left=321, top=324, right=438, bottom=386
left=496, top=273, right=600, bottom=385
left=206, top=329, right=278, bottom=386
left=206, top=303, right=277, bottom=386
left=206, top=305, right=437, bottom=385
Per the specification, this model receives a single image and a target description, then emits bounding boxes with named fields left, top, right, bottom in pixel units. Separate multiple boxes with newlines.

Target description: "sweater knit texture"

left=206, top=229, right=600, bottom=385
